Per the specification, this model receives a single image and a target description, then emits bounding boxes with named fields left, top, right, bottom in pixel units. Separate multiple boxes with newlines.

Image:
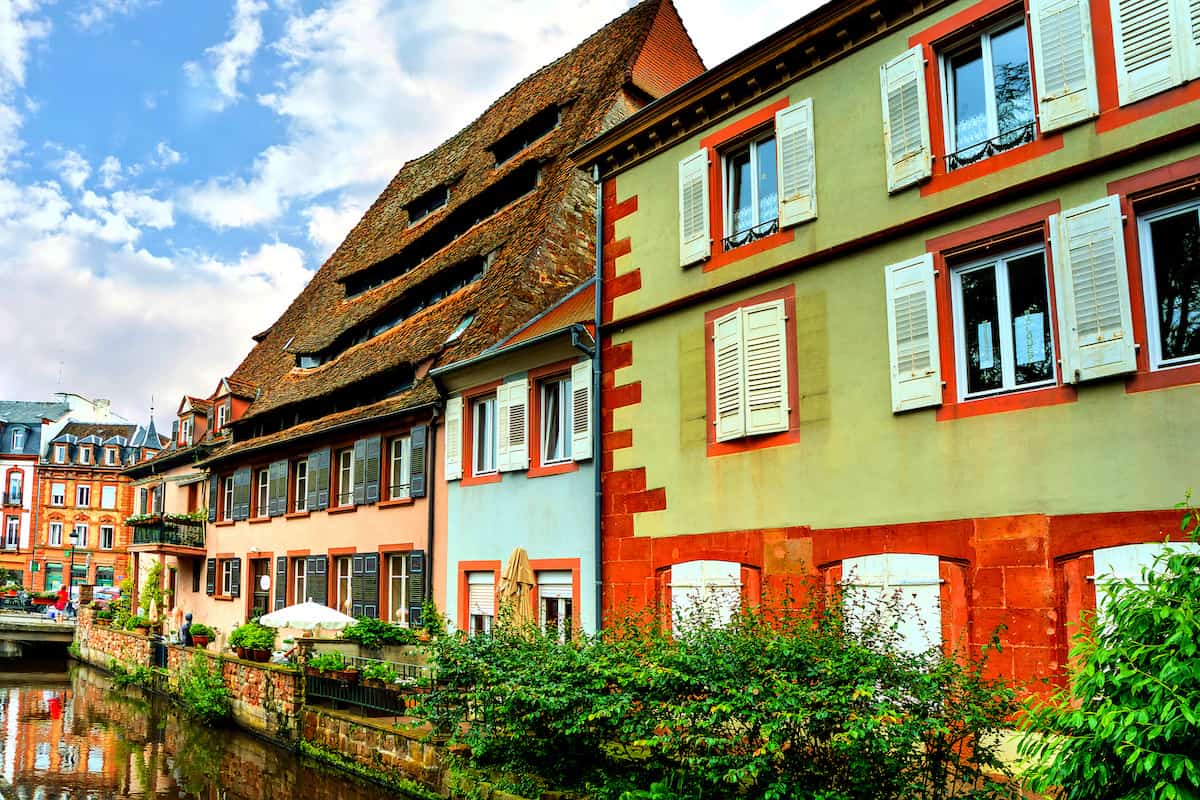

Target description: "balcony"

left=128, top=516, right=206, bottom=554
left=2, top=492, right=21, bottom=506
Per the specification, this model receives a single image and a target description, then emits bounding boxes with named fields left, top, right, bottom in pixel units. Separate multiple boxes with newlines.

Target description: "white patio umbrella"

left=259, top=601, right=357, bottom=631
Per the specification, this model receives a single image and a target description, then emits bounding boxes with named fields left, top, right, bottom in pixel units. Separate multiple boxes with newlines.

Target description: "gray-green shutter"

left=313, top=448, right=331, bottom=510
left=139, top=488, right=148, bottom=514
left=155, top=482, right=165, bottom=513
left=205, top=558, right=216, bottom=595
left=351, top=554, right=365, bottom=617
left=409, top=426, right=427, bottom=498
left=230, top=558, right=242, bottom=598
left=364, top=435, right=381, bottom=504
left=407, top=551, right=425, bottom=626
left=306, top=451, right=321, bottom=510
left=306, top=555, right=328, bottom=606
left=351, top=554, right=378, bottom=618
left=268, top=460, right=287, bottom=516
left=232, top=467, right=251, bottom=520
left=352, top=439, right=367, bottom=505
left=207, top=474, right=218, bottom=522
left=275, top=556, right=288, bottom=610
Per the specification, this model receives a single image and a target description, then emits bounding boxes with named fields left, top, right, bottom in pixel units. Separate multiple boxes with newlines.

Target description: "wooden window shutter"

left=139, top=488, right=148, bottom=515
left=155, top=483, right=165, bottom=513
left=352, top=438, right=368, bottom=505
left=305, top=450, right=320, bottom=511
left=570, top=359, right=592, bottom=461
left=712, top=308, right=746, bottom=441
left=444, top=396, right=463, bottom=481
left=1189, top=0, right=1200, bottom=80
left=409, top=425, right=428, bottom=498
left=678, top=149, right=711, bottom=267
left=230, top=558, right=242, bottom=598
left=879, top=46, right=932, bottom=193
left=364, top=435, right=381, bottom=503
left=351, top=554, right=365, bottom=617
left=742, top=300, right=790, bottom=436
left=1030, top=0, right=1100, bottom=131
left=407, top=551, right=425, bottom=626
left=205, top=558, right=216, bottom=596
left=884, top=253, right=942, bottom=413
left=306, top=555, right=328, bottom=606
left=207, top=475, right=217, bottom=521
left=499, top=378, right=529, bottom=472
left=775, top=98, right=817, bottom=227
left=268, top=460, right=287, bottom=517
left=315, top=448, right=331, bottom=509
left=275, top=556, right=287, bottom=610
left=362, top=554, right=379, bottom=619
left=1050, top=195, right=1137, bottom=382
left=232, top=467, right=252, bottom=520
left=842, top=553, right=941, bottom=655
left=1110, top=0, right=1187, bottom=105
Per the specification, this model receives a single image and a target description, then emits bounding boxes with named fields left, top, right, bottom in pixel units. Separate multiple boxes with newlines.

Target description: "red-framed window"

left=527, top=358, right=581, bottom=478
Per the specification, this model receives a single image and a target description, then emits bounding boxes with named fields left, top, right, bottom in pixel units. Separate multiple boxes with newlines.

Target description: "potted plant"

left=361, top=661, right=398, bottom=690
left=189, top=622, right=214, bottom=648
left=1, top=583, right=19, bottom=597
left=228, top=622, right=274, bottom=662
left=306, top=651, right=357, bottom=684
left=31, top=591, right=57, bottom=606
left=126, top=615, right=151, bottom=635
left=94, top=610, right=113, bottom=627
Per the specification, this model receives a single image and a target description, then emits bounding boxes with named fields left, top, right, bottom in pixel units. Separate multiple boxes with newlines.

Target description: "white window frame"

left=223, top=476, right=234, bottom=520
left=670, top=560, right=743, bottom=633
left=48, top=522, right=63, bottom=547
left=537, top=571, right=573, bottom=642
left=100, top=485, right=117, bottom=510
left=540, top=376, right=572, bottom=465
left=78, top=447, right=91, bottom=465
left=256, top=468, right=269, bottom=517
left=76, top=485, right=91, bottom=508
left=722, top=130, right=779, bottom=237
left=294, top=460, right=308, bottom=512
left=11, top=428, right=24, bottom=450
left=336, top=449, right=354, bottom=507
left=842, top=553, right=943, bottom=656
left=181, top=417, right=193, bottom=446
left=938, top=15, right=1035, bottom=164
left=950, top=244, right=1057, bottom=400
left=389, top=554, right=409, bottom=624
left=472, top=395, right=498, bottom=476
left=216, top=403, right=228, bottom=429
left=388, top=437, right=411, bottom=500
left=293, top=558, right=308, bottom=603
left=221, top=560, right=234, bottom=595
left=7, top=472, right=21, bottom=499
left=73, top=523, right=88, bottom=549
left=467, top=571, right=495, bottom=636
left=336, top=556, right=353, bottom=614
left=53, top=444, right=65, bottom=463
left=1137, top=197, right=1200, bottom=371
left=99, top=525, right=114, bottom=550
left=104, top=447, right=117, bottom=465
left=51, top=483, right=65, bottom=507
left=4, top=517, right=18, bottom=549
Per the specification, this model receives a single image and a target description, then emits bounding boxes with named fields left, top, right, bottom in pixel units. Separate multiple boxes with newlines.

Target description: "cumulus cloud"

left=150, top=140, right=182, bottom=168
left=75, top=0, right=155, bottom=30
left=52, top=148, right=91, bottom=190
left=0, top=0, right=50, bottom=167
left=184, top=0, right=269, bottom=112
left=98, top=155, right=122, bottom=188
left=301, top=190, right=373, bottom=256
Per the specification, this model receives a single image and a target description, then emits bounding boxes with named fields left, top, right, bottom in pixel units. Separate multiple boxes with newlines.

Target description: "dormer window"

left=298, top=354, right=323, bottom=370
left=53, top=444, right=66, bottom=463
left=104, top=448, right=118, bottom=466
left=216, top=402, right=228, bottom=429
left=78, top=447, right=92, bottom=465
left=490, top=105, right=560, bottom=166
left=406, top=184, right=450, bottom=227
left=10, top=428, right=25, bottom=451
left=180, top=417, right=193, bottom=446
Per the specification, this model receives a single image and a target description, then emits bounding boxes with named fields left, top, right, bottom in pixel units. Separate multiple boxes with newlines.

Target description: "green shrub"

left=307, top=651, right=349, bottom=673
left=361, top=661, right=399, bottom=683
left=176, top=655, right=231, bottom=724
left=1020, top=499, right=1200, bottom=798
left=109, top=661, right=157, bottom=688
left=123, top=614, right=151, bottom=630
left=95, top=610, right=113, bottom=621
left=341, top=617, right=419, bottom=649
left=188, top=622, right=214, bottom=638
left=228, top=621, right=275, bottom=650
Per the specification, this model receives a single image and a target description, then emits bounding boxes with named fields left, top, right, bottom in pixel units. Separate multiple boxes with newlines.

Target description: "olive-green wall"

left=606, top=0, right=1200, bottom=538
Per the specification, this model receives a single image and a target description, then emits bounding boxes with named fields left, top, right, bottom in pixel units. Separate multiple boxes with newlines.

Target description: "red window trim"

left=703, top=284, right=801, bottom=457
left=527, top=358, right=581, bottom=478
left=460, top=380, right=503, bottom=486
left=528, top=557, right=582, bottom=637
left=926, top=199, right=1077, bottom=420
left=1107, top=154, right=1200, bottom=393
left=457, top=559, right=502, bottom=630
left=909, top=0, right=1065, bottom=197
left=697, top=97, right=796, bottom=273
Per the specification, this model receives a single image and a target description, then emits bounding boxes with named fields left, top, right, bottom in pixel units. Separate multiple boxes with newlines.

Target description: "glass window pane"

left=1006, top=252, right=1054, bottom=386
left=951, top=45, right=987, bottom=153
left=1149, top=210, right=1200, bottom=362
left=543, top=383, right=561, bottom=462
left=990, top=22, right=1034, bottom=135
left=728, top=148, right=753, bottom=234
left=959, top=265, right=1003, bottom=394
left=756, top=136, right=778, bottom=225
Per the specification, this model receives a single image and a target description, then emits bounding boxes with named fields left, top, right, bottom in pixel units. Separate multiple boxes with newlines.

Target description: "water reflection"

left=0, top=659, right=402, bottom=800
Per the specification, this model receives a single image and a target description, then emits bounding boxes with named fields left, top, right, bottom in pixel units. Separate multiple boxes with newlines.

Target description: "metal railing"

left=722, top=217, right=779, bottom=252
left=1, top=492, right=20, bottom=506
left=129, top=518, right=205, bottom=549
left=945, top=122, right=1036, bottom=171
left=304, top=655, right=435, bottom=717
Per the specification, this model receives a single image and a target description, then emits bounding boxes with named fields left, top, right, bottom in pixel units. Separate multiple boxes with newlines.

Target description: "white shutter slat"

left=879, top=46, right=932, bottom=193
left=741, top=300, right=790, bottom=436
left=1030, top=0, right=1100, bottom=131
left=884, top=254, right=941, bottom=413
left=444, top=396, right=463, bottom=481
left=499, top=378, right=528, bottom=472
left=1050, top=195, right=1137, bottom=383
left=495, top=382, right=511, bottom=469
left=775, top=98, right=817, bottom=227
left=570, top=359, right=592, bottom=462
left=1111, top=0, right=1185, bottom=105
left=678, top=150, right=711, bottom=267
left=1187, top=0, right=1200, bottom=78
left=712, top=309, right=746, bottom=441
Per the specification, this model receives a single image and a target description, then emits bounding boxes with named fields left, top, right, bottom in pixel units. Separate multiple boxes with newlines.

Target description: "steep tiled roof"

left=0, top=401, right=70, bottom=424
left=221, top=0, right=703, bottom=441
left=499, top=278, right=595, bottom=348
left=60, top=422, right=139, bottom=441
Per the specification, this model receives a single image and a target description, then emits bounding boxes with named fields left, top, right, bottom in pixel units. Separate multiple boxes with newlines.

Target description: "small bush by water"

left=177, top=654, right=232, bottom=724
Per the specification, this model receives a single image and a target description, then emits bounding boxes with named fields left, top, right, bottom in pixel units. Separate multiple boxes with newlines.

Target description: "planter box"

left=192, top=636, right=210, bottom=648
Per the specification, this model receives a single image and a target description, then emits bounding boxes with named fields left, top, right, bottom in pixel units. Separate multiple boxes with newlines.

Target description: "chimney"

left=94, top=399, right=111, bottom=419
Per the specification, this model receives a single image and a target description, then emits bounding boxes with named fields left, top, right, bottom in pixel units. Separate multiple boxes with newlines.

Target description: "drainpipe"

left=424, top=405, right=440, bottom=611
left=591, top=165, right=604, bottom=630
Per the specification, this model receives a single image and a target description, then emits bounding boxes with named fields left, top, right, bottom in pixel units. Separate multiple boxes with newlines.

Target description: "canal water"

left=0, top=655, right=411, bottom=799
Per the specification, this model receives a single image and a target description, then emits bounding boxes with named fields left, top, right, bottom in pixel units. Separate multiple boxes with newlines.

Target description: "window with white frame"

left=537, top=571, right=573, bottom=642
left=1092, top=541, right=1200, bottom=623
left=293, top=557, right=307, bottom=603
left=711, top=299, right=790, bottom=442
left=388, top=436, right=411, bottom=500
left=76, top=485, right=91, bottom=508
left=841, top=553, right=942, bottom=656
left=11, top=428, right=24, bottom=451
left=180, top=417, right=193, bottom=446
left=53, top=444, right=66, bottom=463
left=73, top=523, right=88, bottom=548
left=671, top=560, right=742, bottom=633
left=472, top=395, right=497, bottom=475
left=336, top=449, right=354, bottom=506
left=48, top=521, right=63, bottom=547
left=6, top=472, right=20, bottom=501
left=256, top=468, right=269, bottom=516
left=216, top=402, right=228, bottom=429
left=336, top=556, right=353, bottom=614
left=939, top=17, right=1034, bottom=171
left=950, top=245, right=1056, bottom=398
left=100, top=485, right=117, bottom=509
left=294, top=460, right=308, bottom=512
left=104, top=447, right=118, bottom=465
left=389, top=554, right=410, bottom=624
left=221, top=560, right=234, bottom=595
left=1138, top=199, right=1200, bottom=370
left=540, top=377, right=572, bottom=464
left=51, top=483, right=65, bottom=506
left=4, top=516, right=18, bottom=549
left=723, top=131, right=779, bottom=245
left=99, top=525, right=114, bottom=550
left=78, top=446, right=91, bottom=465
left=467, top=571, right=495, bottom=635
left=223, top=476, right=234, bottom=520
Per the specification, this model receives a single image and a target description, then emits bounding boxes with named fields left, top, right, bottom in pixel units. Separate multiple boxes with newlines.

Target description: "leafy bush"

left=188, top=622, right=214, bottom=638
left=361, top=661, right=399, bottom=683
left=176, top=655, right=232, bottom=724
left=35, top=590, right=58, bottom=600
left=95, top=610, right=113, bottom=621
left=341, top=617, right=419, bottom=649
left=124, top=614, right=151, bottom=630
left=422, top=587, right=1018, bottom=800
left=137, top=561, right=164, bottom=615
left=307, top=651, right=349, bottom=673
left=109, top=577, right=134, bottom=628
left=228, top=621, right=275, bottom=650
left=1020, top=500, right=1200, bottom=798
left=109, top=660, right=157, bottom=688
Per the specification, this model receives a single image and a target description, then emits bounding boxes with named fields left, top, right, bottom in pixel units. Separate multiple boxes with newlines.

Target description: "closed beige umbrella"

left=498, top=547, right=536, bottom=629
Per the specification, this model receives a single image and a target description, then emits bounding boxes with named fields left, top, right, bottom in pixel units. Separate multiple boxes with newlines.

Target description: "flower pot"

left=96, top=618, right=110, bottom=627
left=333, top=668, right=359, bottom=685
left=363, top=677, right=385, bottom=690
left=304, top=666, right=321, bottom=678
left=32, top=597, right=52, bottom=606
left=192, top=635, right=209, bottom=647
left=4, top=591, right=16, bottom=598
left=235, top=646, right=247, bottom=659
left=251, top=648, right=270, bottom=663
left=134, top=626, right=149, bottom=636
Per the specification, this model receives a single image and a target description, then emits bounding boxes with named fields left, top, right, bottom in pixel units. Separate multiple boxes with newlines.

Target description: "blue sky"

left=0, top=0, right=817, bottom=422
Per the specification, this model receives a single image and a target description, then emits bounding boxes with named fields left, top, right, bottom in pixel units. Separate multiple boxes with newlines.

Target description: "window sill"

left=936, top=384, right=1076, bottom=421
left=702, top=228, right=795, bottom=273
left=707, top=427, right=801, bottom=458
left=328, top=506, right=357, bottom=515
left=214, top=521, right=235, bottom=528
left=285, top=511, right=310, bottom=520
left=1125, top=362, right=1200, bottom=395
left=379, top=498, right=414, bottom=508
left=920, top=135, right=1064, bottom=196
left=461, top=472, right=502, bottom=487
left=248, top=517, right=271, bottom=525
left=213, top=595, right=236, bottom=603
left=527, top=460, right=578, bottom=478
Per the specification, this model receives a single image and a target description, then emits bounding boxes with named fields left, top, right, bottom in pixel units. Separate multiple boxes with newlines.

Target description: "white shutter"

left=467, top=572, right=495, bottom=616
left=1110, top=0, right=1185, bottom=105
left=498, top=378, right=528, bottom=472
left=1186, top=0, right=1200, bottom=79
left=1030, top=0, right=1100, bottom=131
left=444, top=396, right=463, bottom=481
left=843, top=553, right=941, bottom=656
left=678, top=149, right=711, bottom=267
left=879, top=46, right=932, bottom=193
left=775, top=98, right=817, bottom=227
left=1050, top=195, right=1137, bottom=383
left=884, top=254, right=941, bottom=413
left=671, top=560, right=741, bottom=632
left=712, top=309, right=746, bottom=442
left=741, top=300, right=790, bottom=436
left=570, top=359, right=592, bottom=462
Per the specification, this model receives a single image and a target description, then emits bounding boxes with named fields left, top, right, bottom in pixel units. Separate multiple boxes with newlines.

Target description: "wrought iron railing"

left=2, top=492, right=20, bottom=506
left=945, top=122, right=1036, bottom=171
left=304, top=655, right=436, bottom=717
left=722, top=217, right=779, bottom=252
left=129, top=518, right=205, bottom=549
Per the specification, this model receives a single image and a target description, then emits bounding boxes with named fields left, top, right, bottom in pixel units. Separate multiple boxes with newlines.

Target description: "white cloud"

left=52, top=149, right=91, bottom=190
left=75, top=0, right=155, bottom=31
left=98, top=155, right=122, bottom=188
left=301, top=190, right=373, bottom=255
left=184, top=0, right=268, bottom=112
left=150, top=140, right=182, bottom=168
left=111, top=189, right=174, bottom=229
left=0, top=0, right=49, bottom=167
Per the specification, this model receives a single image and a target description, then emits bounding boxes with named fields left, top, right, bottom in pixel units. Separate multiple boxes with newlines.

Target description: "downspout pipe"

left=425, top=404, right=440, bottom=613
left=591, top=164, right=604, bottom=631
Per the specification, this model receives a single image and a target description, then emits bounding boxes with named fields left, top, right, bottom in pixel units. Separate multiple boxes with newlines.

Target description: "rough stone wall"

left=300, top=706, right=446, bottom=793
left=75, top=610, right=153, bottom=668
left=165, top=646, right=303, bottom=742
